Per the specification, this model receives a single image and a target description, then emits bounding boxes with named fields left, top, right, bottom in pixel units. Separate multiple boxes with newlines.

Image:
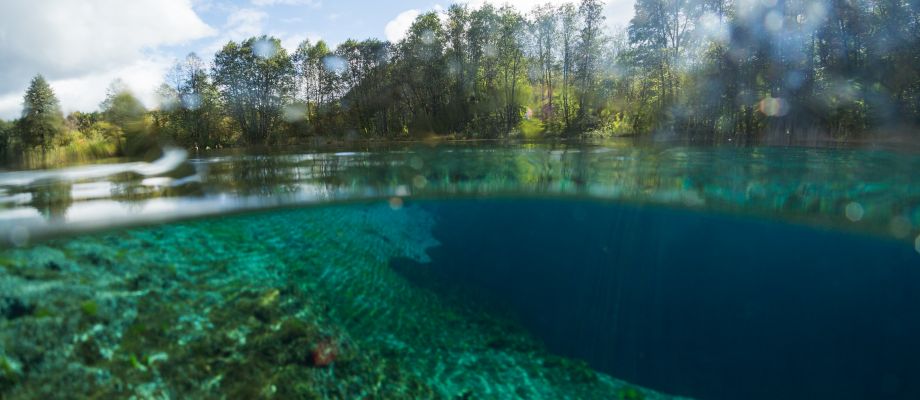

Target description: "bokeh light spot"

left=845, top=202, right=864, bottom=222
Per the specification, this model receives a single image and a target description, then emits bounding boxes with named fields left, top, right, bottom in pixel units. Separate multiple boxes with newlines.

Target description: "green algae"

left=31, top=307, right=54, bottom=319
left=0, top=203, right=692, bottom=400
left=0, top=357, right=13, bottom=376
left=619, top=386, right=646, bottom=400
left=79, top=300, right=98, bottom=317
left=0, top=355, right=20, bottom=394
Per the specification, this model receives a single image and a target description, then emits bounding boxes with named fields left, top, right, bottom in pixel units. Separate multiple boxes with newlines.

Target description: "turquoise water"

left=0, top=143, right=919, bottom=399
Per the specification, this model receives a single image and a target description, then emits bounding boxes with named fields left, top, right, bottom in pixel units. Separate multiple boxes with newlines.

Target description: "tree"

left=101, top=80, right=147, bottom=128
left=575, top=0, right=606, bottom=128
left=19, top=75, right=64, bottom=150
left=496, top=6, right=527, bottom=133
left=125, top=0, right=920, bottom=143
left=395, top=12, right=449, bottom=133
left=212, top=36, right=296, bottom=144
left=100, top=80, right=147, bottom=153
left=293, top=40, right=336, bottom=113
left=0, top=119, right=13, bottom=155
left=445, top=4, right=473, bottom=131
left=531, top=5, right=559, bottom=127
left=627, top=0, right=700, bottom=131
left=337, top=39, right=393, bottom=135
left=559, top=3, right=579, bottom=130
left=158, top=53, right=224, bottom=148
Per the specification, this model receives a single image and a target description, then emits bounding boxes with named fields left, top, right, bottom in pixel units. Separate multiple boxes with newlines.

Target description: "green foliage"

left=19, top=75, right=65, bottom=150
left=0, top=119, right=13, bottom=156
left=98, top=81, right=155, bottom=156
left=212, top=36, right=296, bottom=144
left=17, top=121, right=121, bottom=166
left=155, top=53, right=228, bottom=148
left=14, top=0, right=920, bottom=151
left=619, top=0, right=920, bottom=141
left=66, top=111, right=100, bottom=133
left=101, top=81, right=146, bottom=128
left=518, top=117, right=545, bottom=138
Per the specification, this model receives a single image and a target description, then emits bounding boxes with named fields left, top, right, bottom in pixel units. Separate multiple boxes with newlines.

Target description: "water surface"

left=0, top=142, right=918, bottom=399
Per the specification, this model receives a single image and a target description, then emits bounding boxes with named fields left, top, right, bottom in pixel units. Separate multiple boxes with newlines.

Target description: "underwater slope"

left=422, top=199, right=920, bottom=400
left=0, top=203, right=687, bottom=399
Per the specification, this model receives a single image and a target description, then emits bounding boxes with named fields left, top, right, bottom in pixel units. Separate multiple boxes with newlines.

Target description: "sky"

left=0, top=0, right=636, bottom=119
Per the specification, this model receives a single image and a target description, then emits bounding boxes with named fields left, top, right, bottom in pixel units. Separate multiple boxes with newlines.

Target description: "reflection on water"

left=1, top=142, right=920, bottom=247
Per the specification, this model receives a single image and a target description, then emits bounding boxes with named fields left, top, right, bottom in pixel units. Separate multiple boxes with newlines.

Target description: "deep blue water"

left=410, top=198, right=920, bottom=400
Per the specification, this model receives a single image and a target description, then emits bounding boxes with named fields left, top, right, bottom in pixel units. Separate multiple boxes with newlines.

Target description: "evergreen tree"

left=19, top=75, right=64, bottom=150
left=0, top=119, right=13, bottom=156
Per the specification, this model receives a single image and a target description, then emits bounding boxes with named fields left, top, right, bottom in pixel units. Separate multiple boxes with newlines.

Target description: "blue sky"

left=0, top=0, right=636, bottom=119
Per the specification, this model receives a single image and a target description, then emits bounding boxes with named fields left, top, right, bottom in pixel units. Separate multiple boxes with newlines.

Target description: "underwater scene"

left=1, top=143, right=919, bottom=400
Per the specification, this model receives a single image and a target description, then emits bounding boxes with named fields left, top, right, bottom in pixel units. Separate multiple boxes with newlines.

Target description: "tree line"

left=4, top=0, right=920, bottom=157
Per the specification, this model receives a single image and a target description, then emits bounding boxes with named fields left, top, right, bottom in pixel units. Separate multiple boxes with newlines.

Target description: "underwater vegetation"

left=0, top=203, right=684, bottom=399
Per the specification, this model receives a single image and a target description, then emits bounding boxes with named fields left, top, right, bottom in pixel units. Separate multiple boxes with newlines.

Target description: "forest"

left=3, top=0, right=920, bottom=158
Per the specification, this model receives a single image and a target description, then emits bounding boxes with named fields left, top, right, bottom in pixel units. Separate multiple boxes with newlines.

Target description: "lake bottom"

left=1, top=198, right=917, bottom=400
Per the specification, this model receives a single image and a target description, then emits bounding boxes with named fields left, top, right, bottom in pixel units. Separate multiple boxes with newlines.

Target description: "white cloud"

left=383, top=1, right=635, bottom=46
left=458, top=0, right=636, bottom=30
left=2, top=56, right=175, bottom=119
left=606, top=0, right=636, bottom=29
left=460, top=0, right=618, bottom=9
left=224, top=8, right=269, bottom=40
left=0, top=95, right=20, bottom=118
left=53, top=56, right=175, bottom=116
left=205, top=10, right=320, bottom=64
left=251, top=0, right=321, bottom=6
left=0, top=0, right=214, bottom=119
left=190, top=0, right=218, bottom=12
left=274, top=32, right=322, bottom=54
left=385, top=10, right=421, bottom=43
left=200, top=8, right=268, bottom=58
left=459, top=0, right=570, bottom=10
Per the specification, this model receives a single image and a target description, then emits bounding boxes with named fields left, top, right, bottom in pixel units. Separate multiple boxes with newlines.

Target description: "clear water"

left=0, top=142, right=918, bottom=399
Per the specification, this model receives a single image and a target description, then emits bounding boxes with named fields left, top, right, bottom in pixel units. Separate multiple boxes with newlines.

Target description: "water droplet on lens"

left=845, top=202, right=864, bottom=222
left=409, top=157, right=424, bottom=170
left=253, top=39, right=278, bottom=59
left=764, top=11, right=783, bottom=32
left=890, top=216, right=912, bottom=238
left=322, top=55, right=347, bottom=74
left=412, top=175, right=427, bottom=189
left=10, top=226, right=29, bottom=247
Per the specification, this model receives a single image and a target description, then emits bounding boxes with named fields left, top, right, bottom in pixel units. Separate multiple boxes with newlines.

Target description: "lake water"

left=0, top=142, right=918, bottom=399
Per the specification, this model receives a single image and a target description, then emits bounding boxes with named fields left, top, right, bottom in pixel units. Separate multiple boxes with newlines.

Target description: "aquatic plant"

left=79, top=300, right=98, bottom=317
left=618, top=386, right=646, bottom=400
